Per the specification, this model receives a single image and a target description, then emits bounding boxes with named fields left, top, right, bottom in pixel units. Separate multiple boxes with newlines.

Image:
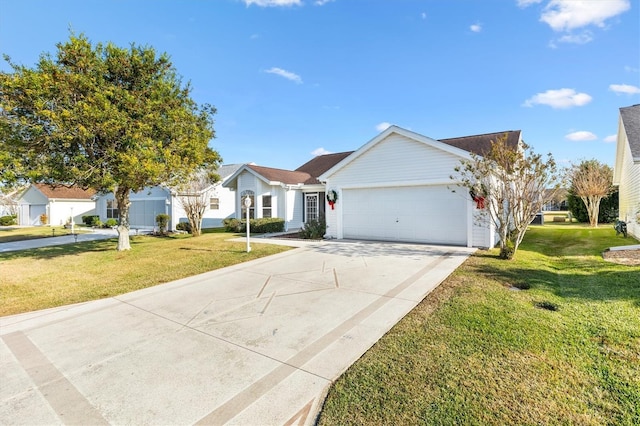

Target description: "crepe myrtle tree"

left=174, top=168, right=220, bottom=237
left=567, top=159, right=613, bottom=228
left=450, top=134, right=559, bottom=259
left=0, top=33, right=221, bottom=250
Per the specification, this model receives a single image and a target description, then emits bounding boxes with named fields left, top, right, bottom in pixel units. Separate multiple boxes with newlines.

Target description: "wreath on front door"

left=326, top=190, right=338, bottom=210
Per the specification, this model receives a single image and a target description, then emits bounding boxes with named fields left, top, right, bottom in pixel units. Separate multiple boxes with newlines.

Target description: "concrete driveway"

left=1, top=239, right=474, bottom=425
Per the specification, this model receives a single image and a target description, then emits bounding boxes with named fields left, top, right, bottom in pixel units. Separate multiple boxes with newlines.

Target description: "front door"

left=305, top=194, right=319, bottom=223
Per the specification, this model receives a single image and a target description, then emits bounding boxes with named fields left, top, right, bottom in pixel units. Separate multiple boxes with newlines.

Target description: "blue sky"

left=1, top=0, right=638, bottom=170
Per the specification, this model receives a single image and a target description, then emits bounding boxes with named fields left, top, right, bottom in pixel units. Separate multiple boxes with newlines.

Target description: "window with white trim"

left=262, top=195, right=272, bottom=218
left=210, top=197, right=220, bottom=210
left=106, top=199, right=119, bottom=219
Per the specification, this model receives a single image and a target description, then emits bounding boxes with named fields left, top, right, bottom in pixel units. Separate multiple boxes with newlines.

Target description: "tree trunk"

left=189, top=215, right=202, bottom=237
left=582, top=196, right=602, bottom=228
left=115, top=186, right=132, bottom=251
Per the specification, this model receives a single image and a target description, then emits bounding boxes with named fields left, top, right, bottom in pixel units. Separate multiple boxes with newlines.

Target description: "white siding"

left=618, top=141, right=640, bottom=239
left=329, top=134, right=462, bottom=186
left=324, top=132, right=476, bottom=246
left=233, top=171, right=305, bottom=230
left=50, top=201, right=96, bottom=227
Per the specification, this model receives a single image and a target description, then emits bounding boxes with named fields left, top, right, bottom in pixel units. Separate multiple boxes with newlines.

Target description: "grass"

left=0, top=229, right=291, bottom=316
left=0, top=225, right=90, bottom=243
left=317, top=224, right=640, bottom=426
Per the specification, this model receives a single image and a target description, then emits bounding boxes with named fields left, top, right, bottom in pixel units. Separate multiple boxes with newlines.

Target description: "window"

left=209, top=197, right=220, bottom=210
left=240, top=190, right=255, bottom=219
left=262, top=195, right=272, bottom=218
left=106, top=199, right=119, bottom=219
left=305, top=194, right=318, bottom=222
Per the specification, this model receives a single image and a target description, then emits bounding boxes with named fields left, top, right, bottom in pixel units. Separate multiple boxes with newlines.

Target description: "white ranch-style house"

left=225, top=125, right=522, bottom=248
left=94, top=164, right=242, bottom=231
left=613, top=104, right=640, bottom=240
left=16, top=183, right=97, bottom=226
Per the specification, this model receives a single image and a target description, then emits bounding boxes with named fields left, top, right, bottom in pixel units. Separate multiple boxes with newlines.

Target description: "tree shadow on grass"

left=0, top=238, right=123, bottom=261
left=472, top=262, right=640, bottom=306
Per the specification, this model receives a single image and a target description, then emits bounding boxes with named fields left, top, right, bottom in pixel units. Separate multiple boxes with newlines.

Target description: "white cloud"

left=609, top=84, right=640, bottom=95
left=375, top=122, right=392, bottom=132
left=555, top=32, right=593, bottom=45
left=421, top=12, right=427, bottom=20
left=625, top=65, right=639, bottom=73
left=264, top=67, right=303, bottom=84
left=244, top=0, right=301, bottom=6
left=312, top=147, right=332, bottom=156
left=540, top=0, right=630, bottom=32
left=470, top=23, right=482, bottom=33
left=517, top=0, right=543, bottom=7
left=523, top=88, right=592, bottom=109
left=314, top=0, right=334, bottom=5
left=604, top=134, right=617, bottom=143
left=565, top=131, right=597, bottom=141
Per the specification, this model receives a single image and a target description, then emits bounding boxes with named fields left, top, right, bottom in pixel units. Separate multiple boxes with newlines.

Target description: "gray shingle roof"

left=438, top=130, right=521, bottom=156
left=620, top=104, right=640, bottom=160
left=295, top=151, right=354, bottom=184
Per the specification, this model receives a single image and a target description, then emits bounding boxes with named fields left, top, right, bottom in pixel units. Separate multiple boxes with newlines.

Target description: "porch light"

left=244, top=195, right=252, bottom=253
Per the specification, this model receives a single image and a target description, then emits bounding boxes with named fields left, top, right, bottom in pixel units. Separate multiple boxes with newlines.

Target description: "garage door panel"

left=342, top=186, right=467, bottom=245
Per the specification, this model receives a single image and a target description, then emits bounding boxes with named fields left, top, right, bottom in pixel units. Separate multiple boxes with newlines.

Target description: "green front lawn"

left=318, top=224, right=640, bottom=425
left=0, top=230, right=290, bottom=316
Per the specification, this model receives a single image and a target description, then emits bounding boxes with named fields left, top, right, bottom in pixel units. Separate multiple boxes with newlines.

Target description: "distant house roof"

left=33, top=183, right=96, bottom=200
left=620, top=104, right=640, bottom=161
left=295, top=151, right=354, bottom=184
left=438, top=130, right=521, bottom=156
left=246, top=164, right=312, bottom=185
left=217, top=164, right=244, bottom=181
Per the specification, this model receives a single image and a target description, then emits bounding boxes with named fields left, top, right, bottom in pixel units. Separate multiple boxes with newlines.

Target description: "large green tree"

left=0, top=33, right=221, bottom=250
left=451, top=134, right=558, bottom=259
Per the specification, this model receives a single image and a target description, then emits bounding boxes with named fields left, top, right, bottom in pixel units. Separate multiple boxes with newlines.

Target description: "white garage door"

left=342, top=186, right=467, bottom=245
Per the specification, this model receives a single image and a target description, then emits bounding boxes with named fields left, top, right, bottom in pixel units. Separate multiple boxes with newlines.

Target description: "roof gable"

left=33, top=183, right=96, bottom=200
left=319, top=125, right=483, bottom=181
left=620, top=104, right=640, bottom=161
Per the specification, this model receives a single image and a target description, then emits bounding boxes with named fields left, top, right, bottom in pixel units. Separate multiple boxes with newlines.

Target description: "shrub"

left=567, top=189, right=618, bottom=223
left=156, top=214, right=170, bottom=235
left=223, top=218, right=243, bottom=232
left=94, top=219, right=103, bottom=228
left=299, top=215, right=326, bottom=240
left=222, top=217, right=285, bottom=234
left=82, top=215, right=100, bottom=226
left=104, top=218, right=118, bottom=228
left=252, top=218, right=285, bottom=233
left=176, top=221, right=192, bottom=233
left=0, top=215, right=17, bottom=226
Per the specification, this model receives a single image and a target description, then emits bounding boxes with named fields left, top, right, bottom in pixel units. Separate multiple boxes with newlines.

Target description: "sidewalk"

left=0, top=228, right=148, bottom=253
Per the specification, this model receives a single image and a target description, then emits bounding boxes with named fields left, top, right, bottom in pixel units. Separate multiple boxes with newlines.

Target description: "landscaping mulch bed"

left=602, top=248, right=640, bottom=266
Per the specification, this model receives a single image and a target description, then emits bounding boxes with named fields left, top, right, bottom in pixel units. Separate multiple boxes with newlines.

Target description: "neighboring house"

left=543, top=188, right=568, bottom=211
left=613, top=104, right=640, bottom=239
left=223, top=153, right=353, bottom=231
left=0, top=187, right=24, bottom=218
left=94, top=164, right=242, bottom=230
left=16, top=183, right=96, bottom=226
left=225, top=125, right=521, bottom=248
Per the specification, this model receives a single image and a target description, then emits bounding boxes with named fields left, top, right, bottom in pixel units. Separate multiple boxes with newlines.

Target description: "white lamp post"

left=244, top=195, right=252, bottom=253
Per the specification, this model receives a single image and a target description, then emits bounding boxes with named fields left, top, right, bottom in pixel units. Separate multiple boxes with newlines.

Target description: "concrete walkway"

left=0, top=228, right=144, bottom=253
left=1, top=239, right=474, bottom=425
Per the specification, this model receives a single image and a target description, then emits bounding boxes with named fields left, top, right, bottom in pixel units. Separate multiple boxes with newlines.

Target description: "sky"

left=1, top=0, right=639, bottom=171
